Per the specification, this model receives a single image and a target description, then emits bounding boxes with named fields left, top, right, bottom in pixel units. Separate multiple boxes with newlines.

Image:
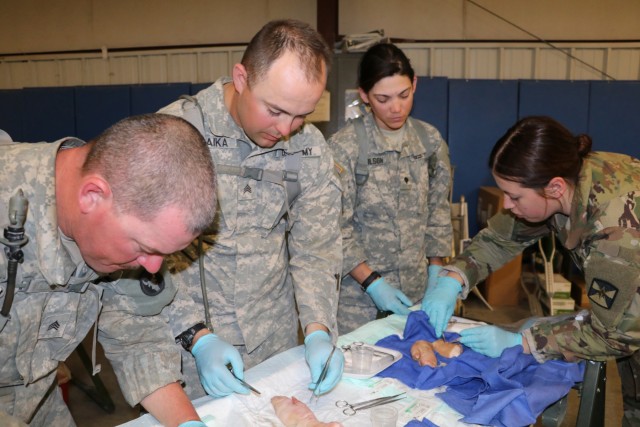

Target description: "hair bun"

left=576, top=134, right=593, bottom=157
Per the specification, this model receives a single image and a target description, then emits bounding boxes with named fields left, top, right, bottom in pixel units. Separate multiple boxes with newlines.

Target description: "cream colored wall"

left=0, top=0, right=317, bottom=54
left=2, top=0, right=639, bottom=55
left=339, top=0, right=640, bottom=41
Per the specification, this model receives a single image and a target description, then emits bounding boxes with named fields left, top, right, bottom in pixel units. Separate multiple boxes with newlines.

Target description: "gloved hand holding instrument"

left=191, top=333, right=249, bottom=398
left=305, top=330, right=344, bottom=399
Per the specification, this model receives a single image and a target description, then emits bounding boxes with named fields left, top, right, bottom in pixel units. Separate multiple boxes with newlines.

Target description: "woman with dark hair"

left=328, top=43, right=453, bottom=333
left=422, top=115, right=640, bottom=425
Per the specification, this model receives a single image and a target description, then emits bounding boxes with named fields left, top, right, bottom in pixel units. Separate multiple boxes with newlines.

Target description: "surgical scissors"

left=335, top=393, right=406, bottom=416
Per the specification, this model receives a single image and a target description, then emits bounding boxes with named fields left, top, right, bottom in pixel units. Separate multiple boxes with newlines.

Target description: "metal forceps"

left=335, top=393, right=406, bottom=416
left=341, top=342, right=394, bottom=361
left=309, top=345, right=337, bottom=403
left=226, top=365, right=261, bottom=395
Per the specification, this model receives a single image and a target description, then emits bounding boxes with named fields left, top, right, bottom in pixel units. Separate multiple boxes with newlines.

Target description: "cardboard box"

left=481, top=254, right=524, bottom=306
left=537, top=272, right=572, bottom=297
left=477, top=186, right=522, bottom=306
left=540, top=293, right=576, bottom=315
left=477, top=186, right=505, bottom=229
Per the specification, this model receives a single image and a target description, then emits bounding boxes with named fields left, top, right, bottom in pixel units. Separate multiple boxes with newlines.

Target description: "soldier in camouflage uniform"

left=422, top=116, right=640, bottom=426
left=158, top=20, right=344, bottom=400
left=329, top=44, right=452, bottom=333
left=0, top=114, right=217, bottom=427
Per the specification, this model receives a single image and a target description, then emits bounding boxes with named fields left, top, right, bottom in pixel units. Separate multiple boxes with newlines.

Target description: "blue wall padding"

left=588, top=81, right=640, bottom=159
left=2, top=79, right=638, bottom=235
left=412, top=77, right=449, bottom=140
left=75, top=85, right=131, bottom=141
left=130, top=83, right=191, bottom=115
left=518, top=80, right=590, bottom=134
left=447, top=80, right=519, bottom=236
left=22, top=87, right=76, bottom=142
left=0, top=89, right=25, bottom=141
left=191, top=83, right=213, bottom=95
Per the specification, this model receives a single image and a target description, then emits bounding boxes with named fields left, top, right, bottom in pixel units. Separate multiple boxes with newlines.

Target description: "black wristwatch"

left=175, top=322, right=209, bottom=351
left=360, top=271, right=382, bottom=292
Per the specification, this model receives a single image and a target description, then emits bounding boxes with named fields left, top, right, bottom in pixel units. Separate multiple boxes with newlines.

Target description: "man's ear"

left=78, top=175, right=112, bottom=214
left=232, top=63, right=249, bottom=94
left=545, top=177, right=567, bottom=199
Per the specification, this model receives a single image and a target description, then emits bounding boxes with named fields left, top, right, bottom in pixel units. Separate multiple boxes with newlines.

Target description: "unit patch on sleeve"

left=584, top=254, right=637, bottom=328
left=139, top=271, right=165, bottom=296
left=588, top=278, right=618, bottom=309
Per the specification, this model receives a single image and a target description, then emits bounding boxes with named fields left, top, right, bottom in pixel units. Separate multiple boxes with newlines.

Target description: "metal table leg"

left=540, top=360, right=606, bottom=427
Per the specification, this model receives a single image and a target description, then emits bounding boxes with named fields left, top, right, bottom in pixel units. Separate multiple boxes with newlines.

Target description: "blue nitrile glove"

left=421, top=276, right=462, bottom=337
left=191, top=333, right=249, bottom=398
left=458, top=325, right=523, bottom=358
left=178, top=422, right=207, bottom=427
left=366, top=277, right=412, bottom=315
left=425, top=265, right=443, bottom=295
left=304, top=330, right=345, bottom=395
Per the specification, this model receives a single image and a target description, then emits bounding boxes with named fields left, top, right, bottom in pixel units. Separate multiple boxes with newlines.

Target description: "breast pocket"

left=257, top=182, right=289, bottom=232
left=357, top=162, right=393, bottom=218
left=232, top=174, right=289, bottom=237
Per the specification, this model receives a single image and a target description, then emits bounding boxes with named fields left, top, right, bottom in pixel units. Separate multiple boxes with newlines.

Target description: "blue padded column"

left=22, top=87, right=76, bottom=142
left=448, top=79, right=518, bottom=236
left=518, top=80, right=590, bottom=134
left=589, top=81, right=640, bottom=158
left=412, top=77, right=449, bottom=140
left=75, top=85, right=131, bottom=141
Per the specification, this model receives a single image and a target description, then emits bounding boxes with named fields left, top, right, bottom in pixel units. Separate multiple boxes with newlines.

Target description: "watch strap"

left=360, top=271, right=381, bottom=292
left=175, top=322, right=208, bottom=351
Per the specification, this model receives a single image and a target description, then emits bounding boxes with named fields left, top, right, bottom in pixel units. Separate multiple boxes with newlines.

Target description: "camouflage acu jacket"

left=0, top=140, right=182, bottom=420
left=447, top=151, right=640, bottom=363
left=329, top=111, right=452, bottom=303
left=159, top=78, right=343, bottom=352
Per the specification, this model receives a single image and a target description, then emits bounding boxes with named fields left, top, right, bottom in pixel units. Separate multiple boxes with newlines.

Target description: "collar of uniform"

left=364, top=112, right=425, bottom=158
left=201, top=77, right=248, bottom=143
left=38, top=138, right=96, bottom=287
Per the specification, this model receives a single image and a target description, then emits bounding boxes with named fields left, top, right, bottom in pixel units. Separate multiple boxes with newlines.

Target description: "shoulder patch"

left=588, top=278, right=619, bottom=309
left=139, top=271, right=166, bottom=296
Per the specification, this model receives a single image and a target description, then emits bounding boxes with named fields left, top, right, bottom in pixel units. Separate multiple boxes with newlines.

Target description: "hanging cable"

left=466, top=0, right=616, bottom=81
left=198, top=236, right=213, bottom=331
